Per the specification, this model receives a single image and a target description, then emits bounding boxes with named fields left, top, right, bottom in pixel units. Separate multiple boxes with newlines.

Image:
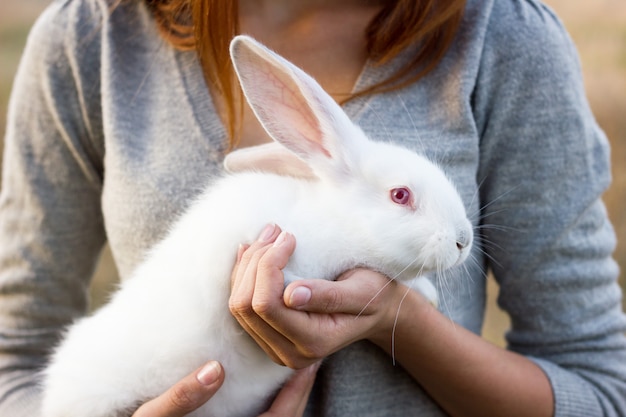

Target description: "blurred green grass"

left=1, top=0, right=625, bottom=347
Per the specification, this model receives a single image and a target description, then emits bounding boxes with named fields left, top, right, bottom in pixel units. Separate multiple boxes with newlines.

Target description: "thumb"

left=284, top=269, right=392, bottom=315
left=132, top=361, right=224, bottom=417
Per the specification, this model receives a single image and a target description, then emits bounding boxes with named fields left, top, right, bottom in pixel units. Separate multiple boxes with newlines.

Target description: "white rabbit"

left=40, top=35, right=473, bottom=417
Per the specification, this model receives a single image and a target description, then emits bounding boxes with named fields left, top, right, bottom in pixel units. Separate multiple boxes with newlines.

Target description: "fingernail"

left=272, top=231, right=288, bottom=247
left=289, top=286, right=312, bottom=308
left=258, top=224, right=276, bottom=242
left=236, top=243, right=247, bottom=262
left=309, top=361, right=322, bottom=374
left=197, top=361, right=221, bottom=386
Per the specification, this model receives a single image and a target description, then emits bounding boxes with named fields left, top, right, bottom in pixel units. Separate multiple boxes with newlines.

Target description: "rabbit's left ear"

left=229, top=35, right=361, bottom=178
left=223, top=142, right=316, bottom=179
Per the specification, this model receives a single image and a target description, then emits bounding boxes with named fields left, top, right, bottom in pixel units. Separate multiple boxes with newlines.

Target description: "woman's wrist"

left=364, top=283, right=554, bottom=417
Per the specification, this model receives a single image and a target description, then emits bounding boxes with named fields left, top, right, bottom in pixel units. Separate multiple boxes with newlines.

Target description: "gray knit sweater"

left=1, top=0, right=625, bottom=415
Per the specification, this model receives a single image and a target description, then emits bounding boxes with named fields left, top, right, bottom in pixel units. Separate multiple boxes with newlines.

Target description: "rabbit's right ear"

left=229, top=35, right=361, bottom=179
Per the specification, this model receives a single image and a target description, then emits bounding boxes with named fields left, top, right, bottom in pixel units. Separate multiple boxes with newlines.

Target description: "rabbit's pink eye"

left=390, top=187, right=413, bottom=206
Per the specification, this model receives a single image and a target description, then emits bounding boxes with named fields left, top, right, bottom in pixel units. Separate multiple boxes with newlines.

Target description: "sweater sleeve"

left=473, top=1, right=626, bottom=416
left=0, top=1, right=106, bottom=415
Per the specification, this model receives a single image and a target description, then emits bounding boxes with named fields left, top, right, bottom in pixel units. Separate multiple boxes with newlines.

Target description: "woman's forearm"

left=368, top=289, right=554, bottom=417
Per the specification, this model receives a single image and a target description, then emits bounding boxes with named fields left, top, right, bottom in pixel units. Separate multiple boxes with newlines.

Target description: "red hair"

left=146, top=0, right=466, bottom=147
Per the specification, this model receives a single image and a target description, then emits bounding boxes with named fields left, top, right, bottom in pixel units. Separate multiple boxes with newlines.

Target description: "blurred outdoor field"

left=1, top=0, right=625, bottom=347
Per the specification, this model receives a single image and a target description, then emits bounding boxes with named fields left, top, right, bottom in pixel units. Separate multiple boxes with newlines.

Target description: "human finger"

left=230, top=223, right=281, bottom=293
left=260, top=362, right=321, bottom=417
left=236, top=230, right=339, bottom=367
left=132, top=361, right=224, bottom=417
left=283, top=269, right=396, bottom=315
left=229, top=225, right=298, bottom=365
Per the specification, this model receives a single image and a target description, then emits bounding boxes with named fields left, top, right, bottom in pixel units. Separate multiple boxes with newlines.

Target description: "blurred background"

left=1, top=0, right=625, bottom=347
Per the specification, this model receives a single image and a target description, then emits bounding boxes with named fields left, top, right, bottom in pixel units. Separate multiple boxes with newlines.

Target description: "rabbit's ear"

left=230, top=35, right=359, bottom=176
left=224, top=142, right=317, bottom=179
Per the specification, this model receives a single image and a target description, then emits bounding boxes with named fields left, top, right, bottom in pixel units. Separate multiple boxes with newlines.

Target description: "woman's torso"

left=98, top=1, right=485, bottom=415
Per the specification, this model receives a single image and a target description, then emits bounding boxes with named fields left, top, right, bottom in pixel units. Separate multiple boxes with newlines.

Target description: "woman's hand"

left=132, top=359, right=319, bottom=417
left=229, top=224, right=411, bottom=369
left=229, top=224, right=554, bottom=417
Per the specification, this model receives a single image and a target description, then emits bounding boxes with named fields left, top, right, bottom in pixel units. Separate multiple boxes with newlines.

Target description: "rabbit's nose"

left=455, top=227, right=472, bottom=251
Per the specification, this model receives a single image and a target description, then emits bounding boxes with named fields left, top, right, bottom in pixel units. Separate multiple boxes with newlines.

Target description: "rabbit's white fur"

left=41, top=36, right=473, bottom=417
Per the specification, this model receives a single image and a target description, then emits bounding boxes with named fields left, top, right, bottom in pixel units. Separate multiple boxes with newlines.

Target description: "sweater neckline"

left=172, top=43, right=417, bottom=151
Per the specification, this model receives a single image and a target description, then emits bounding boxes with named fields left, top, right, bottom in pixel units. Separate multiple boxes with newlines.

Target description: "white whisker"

left=355, top=277, right=395, bottom=319
left=361, top=100, right=393, bottom=144
left=474, top=222, right=520, bottom=233
left=391, top=285, right=413, bottom=366
left=467, top=176, right=487, bottom=216
left=356, top=254, right=426, bottom=319
left=468, top=185, right=520, bottom=221
left=395, top=92, right=426, bottom=155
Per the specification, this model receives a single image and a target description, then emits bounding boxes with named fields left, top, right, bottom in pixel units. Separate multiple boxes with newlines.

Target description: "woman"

left=1, top=0, right=625, bottom=416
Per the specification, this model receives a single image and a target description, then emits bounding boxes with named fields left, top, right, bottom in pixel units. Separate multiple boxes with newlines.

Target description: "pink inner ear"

left=249, top=56, right=332, bottom=159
